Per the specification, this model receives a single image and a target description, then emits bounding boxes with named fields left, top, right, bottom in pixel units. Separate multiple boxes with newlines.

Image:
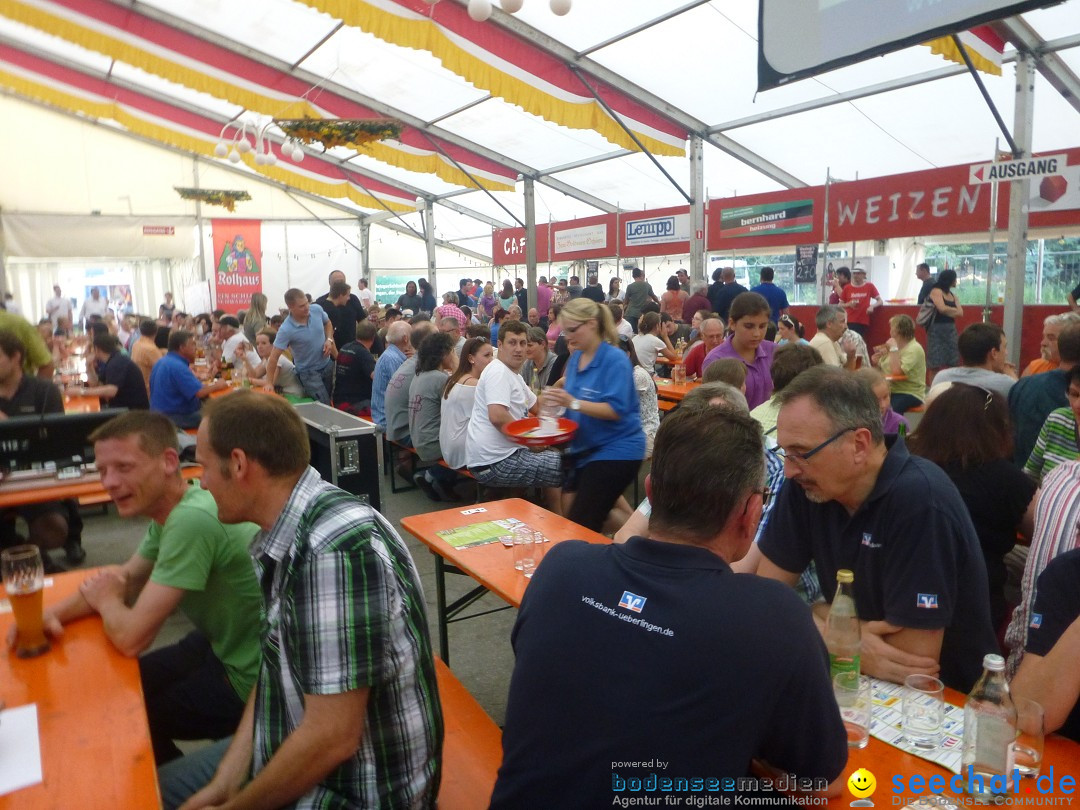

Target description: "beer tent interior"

left=1, top=0, right=1080, bottom=319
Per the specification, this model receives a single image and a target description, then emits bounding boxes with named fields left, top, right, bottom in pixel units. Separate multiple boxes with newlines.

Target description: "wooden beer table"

left=0, top=465, right=202, bottom=510
left=827, top=687, right=1080, bottom=807
left=62, top=394, right=101, bottom=413
left=400, top=499, right=609, bottom=663
left=0, top=569, right=158, bottom=808
left=654, top=378, right=700, bottom=402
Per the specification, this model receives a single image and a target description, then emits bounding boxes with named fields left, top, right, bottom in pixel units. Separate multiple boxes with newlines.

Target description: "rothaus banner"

left=211, top=219, right=262, bottom=312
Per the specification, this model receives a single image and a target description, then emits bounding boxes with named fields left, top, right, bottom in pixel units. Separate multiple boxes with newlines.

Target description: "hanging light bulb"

left=254, top=152, right=266, bottom=165
left=265, top=150, right=277, bottom=166
left=467, top=0, right=492, bottom=21
left=228, top=148, right=241, bottom=163
left=549, top=0, right=571, bottom=14
left=501, top=0, right=524, bottom=11
left=236, top=138, right=252, bottom=155
left=291, top=144, right=305, bottom=162
left=214, top=142, right=228, bottom=158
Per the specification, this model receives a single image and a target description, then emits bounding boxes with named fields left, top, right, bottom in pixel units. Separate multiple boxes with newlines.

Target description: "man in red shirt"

left=838, top=267, right=882, bottom=339
left=684, top=318, right=725, bottom=380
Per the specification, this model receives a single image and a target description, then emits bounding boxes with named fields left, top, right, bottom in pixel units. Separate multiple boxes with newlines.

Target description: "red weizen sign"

left=211, top=219, right=262, bottom=311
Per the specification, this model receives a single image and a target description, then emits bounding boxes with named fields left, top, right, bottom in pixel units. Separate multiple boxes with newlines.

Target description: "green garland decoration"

left=175, top=187, right=252, bottom=212
left=274, top=118, right=402, bottom=150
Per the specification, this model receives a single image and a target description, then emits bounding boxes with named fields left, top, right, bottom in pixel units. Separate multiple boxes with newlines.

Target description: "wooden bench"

left=658, top=399, right=678, bottom=413
left=382, top=434, right=477, bottom=497
left=436, top=659, right=502, bottom=809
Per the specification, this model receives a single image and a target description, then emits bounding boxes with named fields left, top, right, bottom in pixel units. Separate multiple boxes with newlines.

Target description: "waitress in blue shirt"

left=541, top=298, right=645, bottom=532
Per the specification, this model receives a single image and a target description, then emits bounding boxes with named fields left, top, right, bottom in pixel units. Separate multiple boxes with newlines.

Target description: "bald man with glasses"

left=752, top=366, right=997, bottom=693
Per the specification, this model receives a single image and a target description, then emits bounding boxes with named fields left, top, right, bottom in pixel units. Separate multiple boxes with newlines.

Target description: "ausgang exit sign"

left=969, top=154, right=1068, bottom=184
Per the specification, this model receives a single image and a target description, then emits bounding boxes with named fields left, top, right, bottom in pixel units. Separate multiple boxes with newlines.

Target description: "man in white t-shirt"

left=78, top=287, right=110, bottom=330
left=466, top=320, right=562, bottom=508
left=356, top=278, right=376, bottom=310
left=219, top=316, right=260, bottom=369
left=808, top=305, right=856, bottom=369
left=46, top=284, right=74, bottom=334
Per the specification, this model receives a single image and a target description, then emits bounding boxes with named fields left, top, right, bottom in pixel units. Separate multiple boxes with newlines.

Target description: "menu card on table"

left=869, top=678, right=965, bottom=773
left=0, top=704, right=43, bottom=795
left=437, top=518, right=526, bottom=550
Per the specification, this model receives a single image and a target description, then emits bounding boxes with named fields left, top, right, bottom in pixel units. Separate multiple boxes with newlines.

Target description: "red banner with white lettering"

left=211, top=219, right=262, bottom=312
left=492, top=223, right=551, bottom=266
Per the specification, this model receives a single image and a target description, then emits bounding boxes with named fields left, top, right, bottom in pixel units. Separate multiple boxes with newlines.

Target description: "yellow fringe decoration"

left=295, top=0, right=686, bottom=158
left=0, top=67, right=416, bottom=212
left=924, top=35, right=1003, bottom=77
left=1, top=0, right=516, bottom=191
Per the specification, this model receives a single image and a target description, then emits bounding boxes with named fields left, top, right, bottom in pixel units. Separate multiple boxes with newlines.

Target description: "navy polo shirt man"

left=1011, top=548, right=1080, bottom=742
left=490, top=406, right=847, bottom=809
left=757, top=366, right=996, bottom=692
left=1009, top=324, right=1080, bottom=465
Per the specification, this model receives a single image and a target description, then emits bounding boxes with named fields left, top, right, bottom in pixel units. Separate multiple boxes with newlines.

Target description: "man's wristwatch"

left=569, top=399, right=582, bottom=411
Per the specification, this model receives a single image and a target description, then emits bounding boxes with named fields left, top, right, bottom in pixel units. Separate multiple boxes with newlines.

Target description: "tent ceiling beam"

left=712, top=32, right=1080, bottom=134
left=998, top=17, right=1080, bottom=118
left=569, top=65, right=691, bottom=204
left=101, top=1, right=613, bottom=214
left=575, top=0, right=713, bottom=58
left=376, top=218, right=491, bottom=264
left=951, top=34, right=1020, bottom=156
left=538, top=149, right=633, bottom=178
left=484, top=8, right=807, bottom=189
left=425, top=95, right=493, bottom=127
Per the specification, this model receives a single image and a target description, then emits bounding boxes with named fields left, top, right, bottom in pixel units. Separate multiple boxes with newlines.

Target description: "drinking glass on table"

left=2, top=545, right=50, bottom=659
left=512, top=525, right=535, bottom=574
left=902, top=674, right=945, bottom=750
left=834, top=672, right=871, bottom=749
left=1008, top=698, right=1045, bottom=780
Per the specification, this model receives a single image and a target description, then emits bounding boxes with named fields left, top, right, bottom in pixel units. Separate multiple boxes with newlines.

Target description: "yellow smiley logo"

left=848, top=768, right=877, bottom=799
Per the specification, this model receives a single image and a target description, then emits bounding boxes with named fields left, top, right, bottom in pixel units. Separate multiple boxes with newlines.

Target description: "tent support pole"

left=689, top=135, right=705, bottom=284
left=193, top=157, right=207, bottom=283
left=361, top=222, right=371, bottom=293
left=423, top=202, right=437, bottom=293
left=525, top=177, right=538, bottom=311
left=1005, top=51, right=1035, bottom=367
left=952, top=35, right=1020, bottom=157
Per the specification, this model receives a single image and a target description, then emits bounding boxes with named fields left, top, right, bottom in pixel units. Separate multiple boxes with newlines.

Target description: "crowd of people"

left=7, top=262, right=1080, bottom=806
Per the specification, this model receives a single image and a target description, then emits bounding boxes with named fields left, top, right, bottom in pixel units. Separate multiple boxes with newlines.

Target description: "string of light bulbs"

left=421, top=0, right=572, bottom=23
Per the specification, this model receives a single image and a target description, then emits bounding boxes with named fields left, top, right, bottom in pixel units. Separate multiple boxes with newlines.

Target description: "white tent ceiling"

left=1, top=0, right=1078, bottom=257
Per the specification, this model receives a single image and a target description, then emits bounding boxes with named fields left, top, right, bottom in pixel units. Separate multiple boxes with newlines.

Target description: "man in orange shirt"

left=1022, top=313, right=1080, bottom=377
left=131, top=318, right=163, bottom=394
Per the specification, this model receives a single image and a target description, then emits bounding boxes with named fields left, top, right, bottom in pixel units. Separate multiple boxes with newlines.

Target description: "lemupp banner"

left=719, top=200, right=815, bottom=239
left=211, top=219, right=262, bottom=312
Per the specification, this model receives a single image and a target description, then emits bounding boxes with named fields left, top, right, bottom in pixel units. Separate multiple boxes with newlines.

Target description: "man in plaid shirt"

left=162, top=391, right=442, bottom=809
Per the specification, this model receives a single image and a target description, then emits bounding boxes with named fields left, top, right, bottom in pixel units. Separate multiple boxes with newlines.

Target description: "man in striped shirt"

left=162, top=391, right=442, bottom=810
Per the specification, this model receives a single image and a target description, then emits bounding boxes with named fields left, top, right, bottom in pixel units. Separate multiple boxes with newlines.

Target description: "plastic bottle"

left=825, top=569, right=861, bottom=680
left=962, top=653, right=1017, bottom=801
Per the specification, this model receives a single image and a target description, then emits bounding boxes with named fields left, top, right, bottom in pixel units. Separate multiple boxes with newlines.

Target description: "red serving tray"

left=503, top=417, right=578, bottom=447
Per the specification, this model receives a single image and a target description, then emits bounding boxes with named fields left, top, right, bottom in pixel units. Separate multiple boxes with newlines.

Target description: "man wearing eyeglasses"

left=755, top=366, right=996, bottom=692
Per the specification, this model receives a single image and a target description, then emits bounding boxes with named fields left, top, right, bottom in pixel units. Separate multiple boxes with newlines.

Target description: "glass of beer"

left=2, top=545, right=50, bottom=658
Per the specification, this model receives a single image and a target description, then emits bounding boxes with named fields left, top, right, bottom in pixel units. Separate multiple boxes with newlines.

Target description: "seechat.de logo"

left=619, top=591, right=647, bottom=613
left=917, top=593, right=939, bottom=609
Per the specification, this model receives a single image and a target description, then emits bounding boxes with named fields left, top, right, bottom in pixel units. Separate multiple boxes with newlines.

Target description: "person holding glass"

left=872, top=314, right=927, bottom=415
left=540, top=298, right=644, bottom=532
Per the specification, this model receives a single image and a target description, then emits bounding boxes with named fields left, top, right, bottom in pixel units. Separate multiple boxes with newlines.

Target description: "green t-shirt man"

left=624, top=278, right=655, bottom=322
left=137, top=481, right=262, bottom=699
left=0, top=310, right=52, bottom=375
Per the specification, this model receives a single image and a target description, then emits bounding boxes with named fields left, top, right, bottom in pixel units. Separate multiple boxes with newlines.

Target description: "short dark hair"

left=356, top=321, right=377, bottom=341
left=139, top=318, right=158, bottom=337
left=167, top=330, right=193, bottom=352
left=666, top=275, right=681, bottom=291
left=284, top=288, right=306, bottom=304
left=835, top=267, right=852, bottom=282
left=770, top=343, right=824, bottom=392
left=89, top=410, right=179, bottom=456
left=776, top=365, right=883, bottom=444
left=632, top=267, right=643, bottom=279
left=759, top=267, right=774, bottom=282
left=956, top=323, right=1004, bottom=366
left=93, top=333, right=121, bottom=355
left=649, top=406, right=764, bottom=545
left=417, top=332, right=456, bottom=373
left=203, top=391, right=309, bottom=478
left=0, top=330, right=25, bottom=364
left=702, top=357, right=746, bottom=388
left=498, top=319, right=528, bottom=344
left=728, top=292, right=770, bottom=323
left=917, top=262, right=931, bottom=274
left=329, top=280, right=350, bottom=298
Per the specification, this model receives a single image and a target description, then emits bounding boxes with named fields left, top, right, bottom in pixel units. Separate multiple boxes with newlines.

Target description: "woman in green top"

left=874, top=313, right=926, bottom=414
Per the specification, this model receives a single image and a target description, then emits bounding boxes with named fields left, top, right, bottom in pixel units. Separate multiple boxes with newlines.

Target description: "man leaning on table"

left=161, top=391, right=442, bottom=810
left=754, top=366, right=997, bottom=692
left=490, top=405, right=847, bottom=809
left=23, top=411, right=261, bottom=765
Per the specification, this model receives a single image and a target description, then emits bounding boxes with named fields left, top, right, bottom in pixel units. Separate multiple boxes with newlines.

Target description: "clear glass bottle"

left=825, top=569, right=861, bottom=680
left=962, top=653, right=1017, bottom=801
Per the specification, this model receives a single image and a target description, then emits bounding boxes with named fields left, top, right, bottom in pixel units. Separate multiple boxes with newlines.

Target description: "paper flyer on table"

left=869, top=678, right=965, bottom=773
left=437, top=518, right=526, bottom=549
left=0, top=704, right=43, bottom=795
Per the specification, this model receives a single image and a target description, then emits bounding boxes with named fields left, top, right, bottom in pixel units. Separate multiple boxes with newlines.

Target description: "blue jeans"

left=158, top=737, right=231, bottom=810
left=296, top=361, right=334, bottom=404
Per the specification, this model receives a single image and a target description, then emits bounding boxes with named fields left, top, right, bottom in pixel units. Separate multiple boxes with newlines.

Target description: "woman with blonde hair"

left=243, top=292, right=268, bottom=343
left=540, top=297, right=644, bottom=531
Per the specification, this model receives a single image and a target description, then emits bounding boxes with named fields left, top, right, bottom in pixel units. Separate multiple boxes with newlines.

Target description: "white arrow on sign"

left=969, top=154, right=1069, bottom=185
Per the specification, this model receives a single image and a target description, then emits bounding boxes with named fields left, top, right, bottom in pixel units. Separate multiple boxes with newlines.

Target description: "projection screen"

left=758, top=0, right=1060, bottom=91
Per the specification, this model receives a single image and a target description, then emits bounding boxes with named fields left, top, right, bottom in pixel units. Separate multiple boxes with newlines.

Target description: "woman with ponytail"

left=540, top=297, right=644, bottom=532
